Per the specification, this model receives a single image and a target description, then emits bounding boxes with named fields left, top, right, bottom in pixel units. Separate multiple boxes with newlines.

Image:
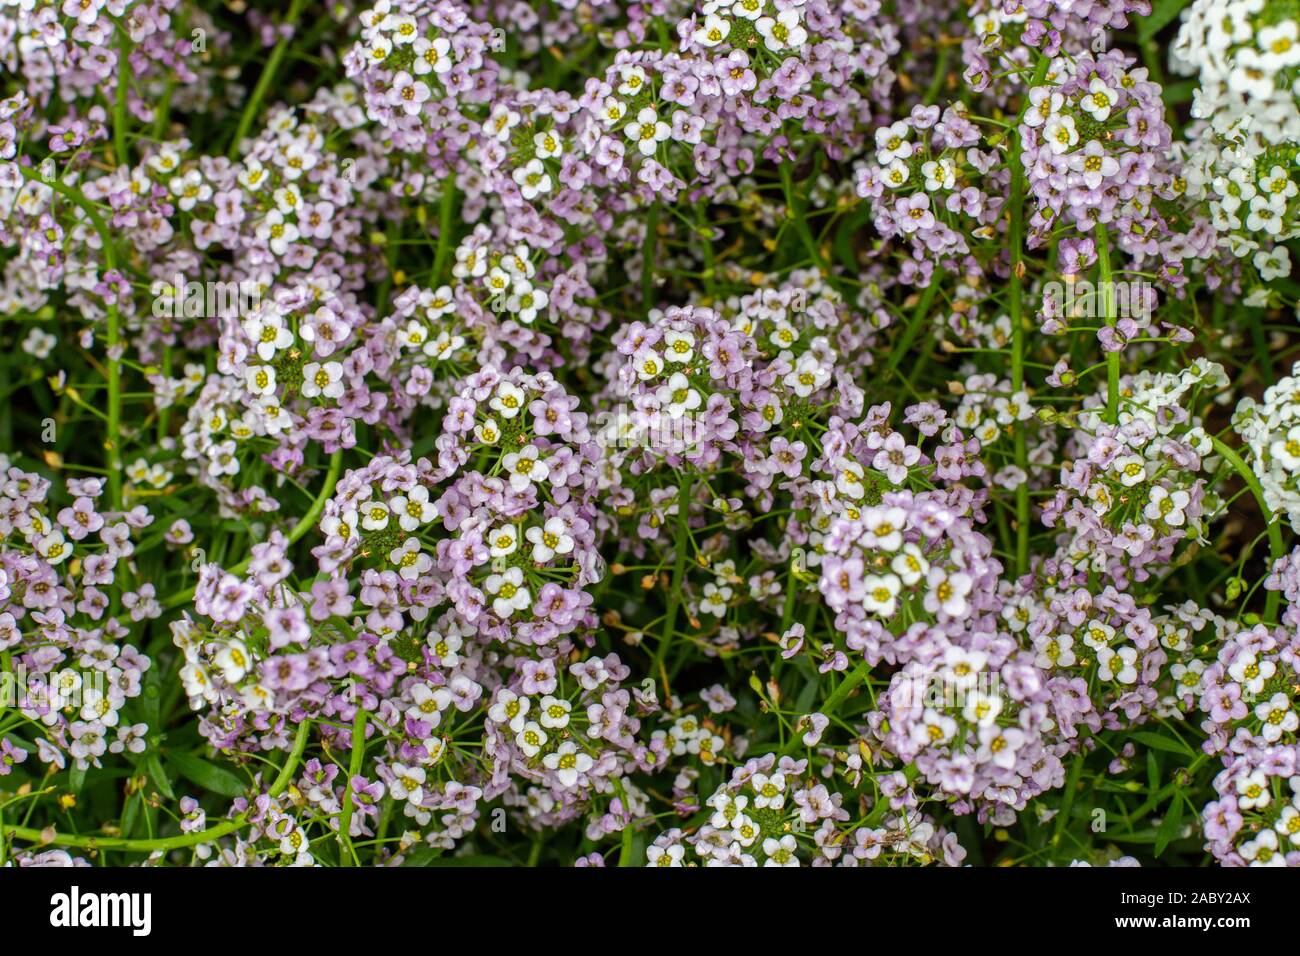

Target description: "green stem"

left=651, top=479, right=694, bottom=694
left=778, top=658, right=872, bottom=758
left=1095, top=223, right=1120, bottom=425
left=1008, top=57, right=1049, bottom=576
left=1209, top=435, right=1285, bottom=623
left=2, top=720, right=312, bottom=854
left=151, top=448, right=343, bottom=615
left=882, top=275, right=944, bottom=379
left=19, top=166, right=124, bottom=511
left=336, top=707, right=368, bottom=866
left=432, top=184, right=457, bottom=281
left=642, top=203, right=659, bottom=316
left=114, top=31, right=131, bottom=168
left=226, top=0, right=309, bottom=160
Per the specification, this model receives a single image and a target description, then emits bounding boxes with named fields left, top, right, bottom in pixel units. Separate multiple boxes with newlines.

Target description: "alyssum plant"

left=0, top=0, right=1298, bottom=868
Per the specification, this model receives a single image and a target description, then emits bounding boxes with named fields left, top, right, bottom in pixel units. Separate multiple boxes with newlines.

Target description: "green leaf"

left=1132, top=730, right=1194, bottom=756
left=1154, top=794, right=1186, bottom=857
left=1138, top=0, right=1192, bottom=41
left=167, top=750, right=248, bottom=799
left=144, top=752, right=176, bottom=801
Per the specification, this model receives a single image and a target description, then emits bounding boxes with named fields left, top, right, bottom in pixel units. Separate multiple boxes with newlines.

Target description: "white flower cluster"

left=1234, top=360, right=1300, bottom=532
left=1172, top=0, right=1300, bottom=267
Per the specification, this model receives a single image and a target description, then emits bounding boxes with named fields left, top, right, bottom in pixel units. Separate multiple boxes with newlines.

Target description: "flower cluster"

left=3, top=0, right=1300, bottom=873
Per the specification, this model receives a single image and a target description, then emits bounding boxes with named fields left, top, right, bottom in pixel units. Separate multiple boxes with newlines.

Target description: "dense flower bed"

left=0, top=0, right=1298, bottom=868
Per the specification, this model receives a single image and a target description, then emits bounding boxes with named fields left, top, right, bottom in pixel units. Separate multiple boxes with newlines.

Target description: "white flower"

left=941, top=646, right=987, bottom=691
left=1241, top=829, right=1285, bottom=866
left=412, top=36, right=452, bottom=75
left=925, top=567, right=972, bottom=618
left=501, top=444, right=549, bottom=491
left=921, top=157, right=956, bottom=191
left=1080, top=77, right=1117, bottom=121
left=1276, top=805, right=1300, bottom=846
left=525, top=517, right=574, bottom=562
left=874, top=121, right=913, bottom=164
left=1081, top=620, right=1115, bottom=651
left=505, top=279, right=549, bottom=325
left=1259, top=22, right=1300, bottom=69
left=599, top=96, right=627, bottom=127
left=1067, top=140, right=1119, bottom=189
left=513, top=159, right=552, bottom=200
left=36, top=530, right=70, bottom=565
left=490, top=381, right=526, bottom=419
left=634, top=350, right=663, bottom=380
left=1112, top=454, right=1146, bottom=486
left=663, top=330, right=695, bottom=363
left=538, top=695, right=572, bottom=729
left=910, top=709, right=957, bottom=748
left=214, top=639, right=252, bottom=682
left=1246, top=194, right=1284, bottom=235
left=542, top=741, right=593, bottom=787
left=656, top=371, right=702, bottom=419
left=647, top=844, right=685, bottom=867
left=694, top=13, right=731, bottom=47
left=1097, top=645, right=1138, bottom=684
left=751, top=772, right=786, bottom=809
left=256, top=210, right=299, bottom=256
left=533, top=129, right=563, bottom=159
left=389, top=538, right=431, bottom=581
left=1228, top=654, right=1275, bottom=695
left=890, top=543, right=929, bottom=585
left=388, top=486, right=437, bottom=531
left=1236, top=770, right=1271, bottom=811
left=862, top=573, right=901, bottom=616
left=360, top=497, right=391, bottom=532
left=617, top=65, right=648, bottom=97
left=486, top=566, right=531, bottom=618
left=515, top=719, right=547, bottom=757
left=243, top=310, right=294, bottom=361
left=1254, top=246, right=1291, bottom=281
left=1255, top=692, right=1298, bottom=742
left=1271, top=426, right=1300, bottom=470
left=881, top=159, right=910, bottom=189
left=861, top=505, right=906, bottom=551
left=625, top=107, right=670, bottom=157
left=700, top=581, right=733, bottom=616
left=485, top=104, right=520, bottom=140
left=784, top=354, right=830, bottom=397
left=488, top=690, right=530, bottom=732
left=244, top=365, right=279, bottom=398
left=403, top=686, right=444, bottom=728
left=389, top=763, right=426, bottom=803
left=761, top=834, right=799, bottom=866
left=1043, top=114, right=1079, bottom=155
left=22, top=327, right=56, bottom=359
left=488, top=524, right=519, bottom=558
left=1143, top=485, right=1190, bottom=526
left=962, top=692, right=1003, bottom=728
left=732, top=813, right=762, bottom=847
left=301, top=361, right=345, bottom=400
left=238, top=158, right=269, bottom=191
left=169, top=169, right=210, bottom=211
left=755, top=9, right=807, bottom=53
